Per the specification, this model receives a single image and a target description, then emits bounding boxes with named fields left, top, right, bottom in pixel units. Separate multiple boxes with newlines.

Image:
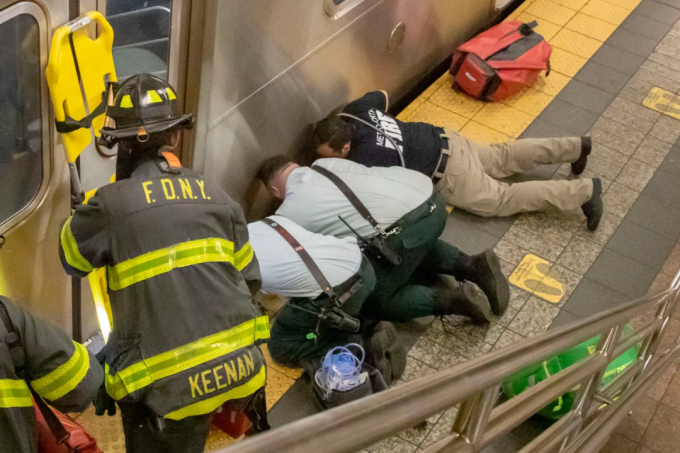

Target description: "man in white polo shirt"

left=248, top=215, right=404, bottom=383
left=255, top=156, right=509, bottom=323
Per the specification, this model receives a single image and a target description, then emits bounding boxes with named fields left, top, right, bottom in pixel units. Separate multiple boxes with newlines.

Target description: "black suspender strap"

left=0, top=302, right=71, bottom=445
left=312, top=165, right=383, bottom=234
left=262, top=218, right=338, bottom=302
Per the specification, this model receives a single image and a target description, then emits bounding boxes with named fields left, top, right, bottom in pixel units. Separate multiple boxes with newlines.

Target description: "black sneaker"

left=571, top=136, right=592, bottom=176
left=464, top=250, right=509, bottom=316
left=581, top=178, right=603, bottom=231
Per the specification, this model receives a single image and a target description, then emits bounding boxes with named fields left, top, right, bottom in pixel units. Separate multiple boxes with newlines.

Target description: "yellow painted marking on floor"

left=550, top=28, right=603, bottom=59
left=517, top=13, right=563, bottom=41
left=509, top=254, right=564, bottom=304
left=265, top=367, right=296, bottom=410
left=564, top=13, right=618, bottom=42
left=526, top=0, right=578, bottom=26
left=533, top=71, right=571, bottom=96
left=459, top=121, right=513, bottom=144
left=406, top=101, right=469, bottom=131
left=581, top=0, right=631, bottom=25
left=474, top=103, right=535, bottom=138
left=429, top=84, right=485, bottom=119
left=643, top=87, right=674, bottom=113
left=396, top=95, right=426, bottom=121
left=551, top=0, right=589, bottom=11
left=260, top=344, right=304, bottom=380
left=500, top=86, right=554, bottom=117
left=549, top=47, right=589, bottom=77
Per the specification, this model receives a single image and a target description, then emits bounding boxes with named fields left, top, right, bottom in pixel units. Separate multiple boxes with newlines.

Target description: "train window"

left=324, top=0, right=366, bottom=20
left=106, top=0, right=173, bottom=81
left=0, top=6, right=47, bottom=230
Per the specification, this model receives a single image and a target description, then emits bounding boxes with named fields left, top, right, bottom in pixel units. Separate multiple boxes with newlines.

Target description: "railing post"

left=442, top=384, right=501, bottom=452
left=559, top=324, right=622, bottom=450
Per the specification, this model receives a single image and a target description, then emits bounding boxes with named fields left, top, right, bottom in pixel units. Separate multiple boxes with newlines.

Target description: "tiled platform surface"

left=74, top=0, right=680, bottom=451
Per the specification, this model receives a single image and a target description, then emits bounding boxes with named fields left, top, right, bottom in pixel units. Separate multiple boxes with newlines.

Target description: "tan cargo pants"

left=434, top=130, right=593, bottom=217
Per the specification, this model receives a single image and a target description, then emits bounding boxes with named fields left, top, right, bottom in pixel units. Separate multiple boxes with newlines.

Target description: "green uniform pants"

left=268, top=257, right=377, bottom=367
left=361, top=191, right=471, bottom=322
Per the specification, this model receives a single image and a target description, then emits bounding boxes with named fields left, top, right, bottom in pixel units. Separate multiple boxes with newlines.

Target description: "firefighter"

left=59, top=74, right=269, bottom=452
left=0, top=296, right=103, bottom=453
left=256, top=156, right=509, bottom=321
left=313, top=90, right=603, bottom=231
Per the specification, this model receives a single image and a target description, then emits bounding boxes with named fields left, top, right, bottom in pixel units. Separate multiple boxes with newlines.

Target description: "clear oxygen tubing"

left=336, top=113, right=406, bottom=167
left=314, top=343, right=366, bottom=398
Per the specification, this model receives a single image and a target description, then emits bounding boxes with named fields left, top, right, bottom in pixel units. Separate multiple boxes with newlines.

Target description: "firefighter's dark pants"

left=268, top=256, right=376, bottom=367
left=119, top=402, right=212, bottom=453
left=361, top=191, right=471, bottom=322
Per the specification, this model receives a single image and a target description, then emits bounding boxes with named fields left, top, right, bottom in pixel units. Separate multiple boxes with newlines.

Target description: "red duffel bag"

left=34, top=396, right=102, bottom=453
left=450, top=20, right=552, bottom=101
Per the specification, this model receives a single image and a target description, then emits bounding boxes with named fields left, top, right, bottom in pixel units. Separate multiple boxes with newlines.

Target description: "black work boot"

left=581, top=178, right=603, bottom=232
left=571, top=136, right=592, bottom=176
left=365, top=321, right=406, bottom=385
left=463, top=250, right=509, bottom=316
left=433, top=277, right=492, bottom=324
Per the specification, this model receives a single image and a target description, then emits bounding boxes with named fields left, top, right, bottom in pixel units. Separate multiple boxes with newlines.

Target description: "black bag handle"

left=0, top=302, right=71, bottom=445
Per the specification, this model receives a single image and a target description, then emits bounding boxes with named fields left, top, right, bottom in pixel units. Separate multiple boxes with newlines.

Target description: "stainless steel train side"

left=0, top=0, right=497, bottom=337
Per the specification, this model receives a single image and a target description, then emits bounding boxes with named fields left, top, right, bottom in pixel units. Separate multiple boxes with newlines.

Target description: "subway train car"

left=0, top=0, right=515, bottom=340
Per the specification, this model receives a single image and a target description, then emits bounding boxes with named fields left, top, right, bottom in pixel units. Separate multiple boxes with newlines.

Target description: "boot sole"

left=462, top=281, right=493, bottom=324
left=367, top=322, right=402, bottom=385
left=482, top=250, right=509, bottom=316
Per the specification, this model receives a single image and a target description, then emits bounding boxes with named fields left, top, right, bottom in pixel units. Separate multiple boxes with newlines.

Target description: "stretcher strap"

left=55, top=98, right=106, bottom=134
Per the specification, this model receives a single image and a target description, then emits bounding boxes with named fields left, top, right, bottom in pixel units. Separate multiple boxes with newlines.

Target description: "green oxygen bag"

left=502, top=324, right=639, bottom=419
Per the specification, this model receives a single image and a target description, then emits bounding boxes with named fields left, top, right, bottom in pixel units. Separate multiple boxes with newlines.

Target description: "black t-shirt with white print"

left=342, top=91, right=443, bottom=176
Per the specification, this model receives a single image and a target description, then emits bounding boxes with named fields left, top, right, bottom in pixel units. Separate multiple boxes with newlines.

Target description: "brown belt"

left=432, top=127, right=452, bottom=186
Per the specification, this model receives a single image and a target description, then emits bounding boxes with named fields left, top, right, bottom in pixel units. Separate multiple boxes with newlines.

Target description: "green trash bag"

left=502, top=324, right=639, bottom=419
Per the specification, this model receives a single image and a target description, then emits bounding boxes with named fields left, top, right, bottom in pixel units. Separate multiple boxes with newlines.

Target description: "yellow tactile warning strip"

left=397, top=0, right=643, bottom=143
left=509, top=254, right=565, bottom=303
left=643, top=86, right=680, bottom=119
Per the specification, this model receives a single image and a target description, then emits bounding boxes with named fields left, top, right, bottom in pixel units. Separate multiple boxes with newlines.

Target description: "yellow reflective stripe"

left=235, top=242, right=253, bottom=270
left=166, top=88, right=177, bottom=100
left=0, top=379, right=33, bottom=408
left=60, top=217, right=94, bottom=274
left=120, top=95, right=133, bottom=108
left=146, top=90, right=163, bottom=104
left=164, top=365, right=266, bottom=420
left=108, top=238, right=254, bottom=291
left=31, top=342, right=90, bottom=401
left=105, top=316, right=270, bottom=400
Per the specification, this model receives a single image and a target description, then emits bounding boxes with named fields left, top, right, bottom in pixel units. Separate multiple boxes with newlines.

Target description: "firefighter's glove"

left=94, top=383, right=116, bottom=416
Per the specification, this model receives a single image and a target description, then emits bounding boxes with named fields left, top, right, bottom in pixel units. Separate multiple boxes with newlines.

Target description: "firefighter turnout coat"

left=0, top=296, right=102, bottom=453
left=59, top=158, right=269, bottom=420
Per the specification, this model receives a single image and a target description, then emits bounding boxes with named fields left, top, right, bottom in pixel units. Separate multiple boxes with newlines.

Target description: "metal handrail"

left=222, top=271, right=680, bottom=453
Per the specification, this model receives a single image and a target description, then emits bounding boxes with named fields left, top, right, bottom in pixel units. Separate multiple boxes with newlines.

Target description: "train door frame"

left=78, top=0, right=195, bottom=165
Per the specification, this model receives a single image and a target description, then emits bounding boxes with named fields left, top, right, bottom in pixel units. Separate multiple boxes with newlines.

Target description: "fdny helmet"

left=100, top=74, right=192, bottom=145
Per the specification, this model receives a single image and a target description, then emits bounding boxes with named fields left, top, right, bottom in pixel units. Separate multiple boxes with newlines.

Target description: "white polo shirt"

left=248, top=215, right=363, bottom=299
left=276, top=158, right=434, bottom=239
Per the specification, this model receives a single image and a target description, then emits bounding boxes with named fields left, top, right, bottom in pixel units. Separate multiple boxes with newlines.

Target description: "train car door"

left=0, top=1, right=73, bottom=330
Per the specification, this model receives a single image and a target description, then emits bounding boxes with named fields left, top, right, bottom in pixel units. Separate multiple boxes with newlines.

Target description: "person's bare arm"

left=380, top=90, right=389, bottom=110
